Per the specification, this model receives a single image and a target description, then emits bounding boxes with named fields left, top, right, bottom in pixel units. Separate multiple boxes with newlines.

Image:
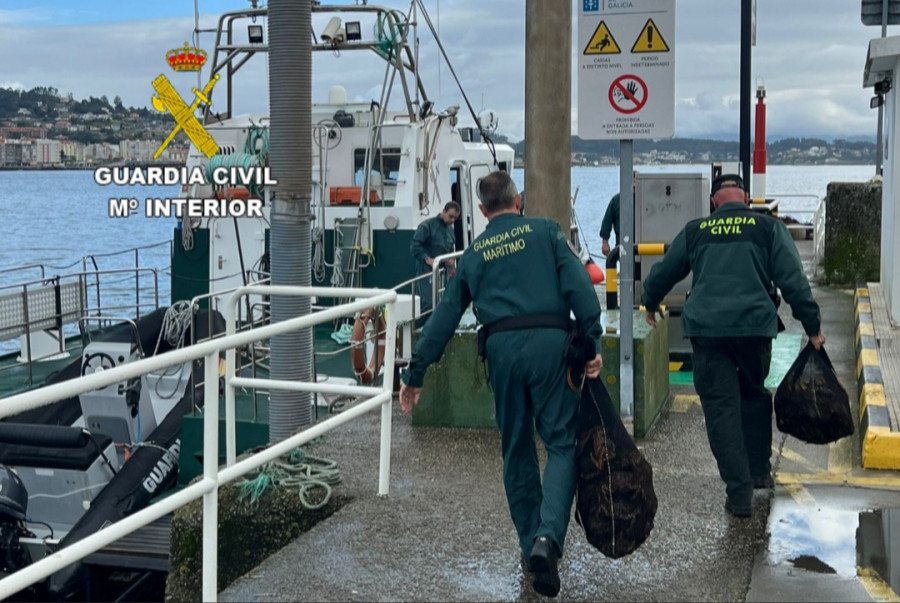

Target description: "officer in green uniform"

left=410, top=201, right=460, bottom=319
left=641, top=173, right=825, bottom=518
left=399, top=171, right=603, bottom=598
left=599, top=192, right=619, bottom=256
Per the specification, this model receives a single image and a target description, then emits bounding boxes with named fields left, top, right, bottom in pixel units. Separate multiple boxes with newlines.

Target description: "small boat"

left=0, top=1, right=592, bottom=598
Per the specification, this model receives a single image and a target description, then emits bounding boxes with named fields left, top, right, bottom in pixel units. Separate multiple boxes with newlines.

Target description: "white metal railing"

left=769, top=193, right=825, bottom=276
left=0, top=286, right=398, bottom=602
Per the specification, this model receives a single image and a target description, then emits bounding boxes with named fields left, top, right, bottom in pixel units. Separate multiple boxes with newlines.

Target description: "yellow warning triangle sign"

left=583, top=21, right=621, bottom=55
left=631, top=18, right=669, bottom=53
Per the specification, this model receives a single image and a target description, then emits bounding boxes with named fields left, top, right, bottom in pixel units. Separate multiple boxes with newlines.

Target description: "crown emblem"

left=166, top=42, right=207, bottom=72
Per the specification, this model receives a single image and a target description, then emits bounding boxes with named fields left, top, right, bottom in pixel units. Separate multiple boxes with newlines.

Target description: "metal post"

left=201, top=351, right=220, bottom=602
left=619, top=140, right=634, bottom=436
left=740, top=0, right=752, bottom=188
left=524, top=0, right=572, bottom=231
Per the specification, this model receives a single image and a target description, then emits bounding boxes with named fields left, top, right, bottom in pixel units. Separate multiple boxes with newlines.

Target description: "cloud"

left=0, top=1, right=884, bottom=142
left=0, top=8, right=56, bottom=25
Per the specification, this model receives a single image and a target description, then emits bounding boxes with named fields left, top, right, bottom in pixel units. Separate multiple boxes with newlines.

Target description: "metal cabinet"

left=634, top=172, right=709, bottom=354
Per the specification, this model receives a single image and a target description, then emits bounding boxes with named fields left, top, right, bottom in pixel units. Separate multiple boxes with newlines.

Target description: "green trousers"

left=486, top=328, right=579, bottom=556
left=691, top=336, right=773, bottom=508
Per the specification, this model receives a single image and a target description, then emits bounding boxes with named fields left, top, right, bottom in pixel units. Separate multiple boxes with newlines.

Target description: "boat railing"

left=186, top=279, right=274, bottom=417
left=0, top=286, right=399, bottom=603
left=0, top=267, right=163, bottom=391
left=431, top=250, right=464, bottom=307
left=0, top=240, right=171, bottom=292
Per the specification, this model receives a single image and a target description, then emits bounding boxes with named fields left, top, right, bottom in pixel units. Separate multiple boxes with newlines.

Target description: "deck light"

left=248, top=24, right=264, bottom=44
left=345, top=21, right=362, bottom=41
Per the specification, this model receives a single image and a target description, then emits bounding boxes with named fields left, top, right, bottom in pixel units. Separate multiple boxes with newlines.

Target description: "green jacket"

left=410, top=215, right=455, bottom=272
left=641, top=202, right=821, bottom=338
left=599, top=193, right=620, bottom=241
left=403, top=213, right=603, bottom=387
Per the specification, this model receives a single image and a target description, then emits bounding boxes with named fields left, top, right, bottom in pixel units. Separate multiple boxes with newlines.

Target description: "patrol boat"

left=0, top=1, right=590, bottom=599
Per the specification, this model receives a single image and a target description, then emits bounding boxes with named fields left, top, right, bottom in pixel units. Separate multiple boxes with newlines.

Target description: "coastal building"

left=34, top=139, right=62, bottom=166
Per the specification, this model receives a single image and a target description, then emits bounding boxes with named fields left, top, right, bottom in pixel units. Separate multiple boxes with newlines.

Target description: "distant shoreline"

left=0, top=161, right=879, bottom=172
left=0, top=163, right=184, bottom=172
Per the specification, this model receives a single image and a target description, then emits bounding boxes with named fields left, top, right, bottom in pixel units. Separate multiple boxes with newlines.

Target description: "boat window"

left=354, top=148, right=401, bottom=185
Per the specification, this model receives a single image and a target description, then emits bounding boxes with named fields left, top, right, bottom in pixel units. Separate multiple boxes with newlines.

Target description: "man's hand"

left=645, top=310, right=663, bottom=327
left=809, top=332, right=826, bottom=350
left=399, top=383, right=422, bottom=414
left=584, top=354, right=603, bottom=379
left=425, top=257, right=434, bottom=267
left=601, top=239, right=611, bottom=256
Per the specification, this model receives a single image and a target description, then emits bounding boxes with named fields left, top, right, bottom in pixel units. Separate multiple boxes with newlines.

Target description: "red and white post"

left=752, top=86, right=767, bottom=204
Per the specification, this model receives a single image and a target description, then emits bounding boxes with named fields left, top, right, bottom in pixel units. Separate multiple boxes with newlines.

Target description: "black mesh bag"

left=774, top=342, right=853, bottom=445
left=573, top=378, right=658, bottom=559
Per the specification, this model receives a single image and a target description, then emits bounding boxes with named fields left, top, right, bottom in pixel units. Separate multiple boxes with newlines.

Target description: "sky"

left=0, top=0, right=891, bottom=142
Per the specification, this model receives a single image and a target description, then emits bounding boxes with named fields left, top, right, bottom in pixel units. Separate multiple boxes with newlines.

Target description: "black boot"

left=529, top=536, right=560, bottom=598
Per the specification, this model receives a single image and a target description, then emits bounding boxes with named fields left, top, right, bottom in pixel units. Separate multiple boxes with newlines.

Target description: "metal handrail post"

left=202, top=350, right=220, bottom=602
left=379, top=296, right=398, bottom=496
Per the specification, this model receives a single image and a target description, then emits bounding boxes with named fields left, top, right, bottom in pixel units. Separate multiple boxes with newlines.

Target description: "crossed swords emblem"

left=151, top=73, right=220, bottom=160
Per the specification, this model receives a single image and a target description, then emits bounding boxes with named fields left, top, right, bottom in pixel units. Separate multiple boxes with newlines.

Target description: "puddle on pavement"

left=767, top=499, right=858, bottom=577
left=769, top=499, right=900, bottom=591
left=857, top=508, right=900, bottom=593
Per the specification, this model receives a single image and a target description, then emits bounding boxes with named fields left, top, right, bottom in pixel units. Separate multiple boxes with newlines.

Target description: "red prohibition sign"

left=609, top=74, right=648, bottom=114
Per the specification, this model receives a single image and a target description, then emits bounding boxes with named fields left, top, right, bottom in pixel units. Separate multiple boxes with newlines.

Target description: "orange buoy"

left=586, top=259, right=605, bottom=284
left=350, top=309, right=387, bottom=384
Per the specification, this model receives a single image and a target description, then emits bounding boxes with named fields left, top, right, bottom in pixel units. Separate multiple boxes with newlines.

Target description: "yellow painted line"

left=847, top=474, right=900, bottom=489
left=668, top=361, right=683, bottom=371
left=778, top=446, right=818, bottom=472
left=777, top=472, right=847, bottom=486
left=783, top=482, right=816, bottom=505
left=828, top=437, right=852, bottom=476
left=858, top=568, right=900, bottom=602
left=859, top=322, right=876, bottom=337
left=671, top=394, right=700, bottom=413
left=857, top=286, right=870, bottom=298
left=859, top=302, right=872, bottom=314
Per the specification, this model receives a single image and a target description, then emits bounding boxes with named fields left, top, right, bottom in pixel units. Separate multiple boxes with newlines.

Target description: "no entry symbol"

left=609, top=74, right=648, bottom=114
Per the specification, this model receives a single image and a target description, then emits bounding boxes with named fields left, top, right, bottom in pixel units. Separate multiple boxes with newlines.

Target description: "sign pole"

left=619, top=139, right=635, bottom=435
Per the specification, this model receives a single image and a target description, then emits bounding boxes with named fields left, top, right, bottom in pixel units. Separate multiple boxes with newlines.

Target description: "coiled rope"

left=204, top=125, right=270, bottom=197
left=312, top=226, right=327, bottom=282
left=152, top=300, right=195, bottom=399
left=238, top=448, right=342, bottom=510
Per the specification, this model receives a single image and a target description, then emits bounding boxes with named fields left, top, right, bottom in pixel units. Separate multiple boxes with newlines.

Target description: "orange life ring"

left=215, top=187, right=251, bottom=200
left=350, top=309, right=386, bottom=384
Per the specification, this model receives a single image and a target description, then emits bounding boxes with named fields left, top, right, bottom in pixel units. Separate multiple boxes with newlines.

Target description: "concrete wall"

left=885, top=62, right=900, bottom=323
left=823, top=181, right=882, bottom=287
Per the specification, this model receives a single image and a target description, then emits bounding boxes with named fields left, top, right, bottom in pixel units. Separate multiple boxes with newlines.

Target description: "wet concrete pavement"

left=220, top=276, right=900, bottom=601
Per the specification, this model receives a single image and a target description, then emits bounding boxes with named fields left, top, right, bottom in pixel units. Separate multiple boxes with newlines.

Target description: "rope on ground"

left=237, top=447, right=342, bottom=510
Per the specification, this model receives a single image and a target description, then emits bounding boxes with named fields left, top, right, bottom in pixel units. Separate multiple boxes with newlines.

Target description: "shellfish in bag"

left=574, top=378, right=658, bottom=559
left=774, top=342, right=853, bottom=445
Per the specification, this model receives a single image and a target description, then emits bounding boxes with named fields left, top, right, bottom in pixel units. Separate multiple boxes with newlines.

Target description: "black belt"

left=483, top=313, right=572, bottom=338
left=478, top=314, right=573, bottom=360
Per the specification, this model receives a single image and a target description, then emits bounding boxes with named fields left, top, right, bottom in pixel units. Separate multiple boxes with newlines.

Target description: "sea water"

left=0, top=165, right=876, bottom=353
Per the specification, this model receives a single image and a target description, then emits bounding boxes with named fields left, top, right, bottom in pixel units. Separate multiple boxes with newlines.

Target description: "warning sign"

left=608, top=75, right=648, bottom=114
left=577, top=0, right=675, bottom=140
left=583, top=21, right=621, bottom=55
left=631, top=18, right=670, bottom=53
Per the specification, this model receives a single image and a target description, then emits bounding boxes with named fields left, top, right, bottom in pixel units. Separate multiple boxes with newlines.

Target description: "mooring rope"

left=237, top=448, right=342, bottom=510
